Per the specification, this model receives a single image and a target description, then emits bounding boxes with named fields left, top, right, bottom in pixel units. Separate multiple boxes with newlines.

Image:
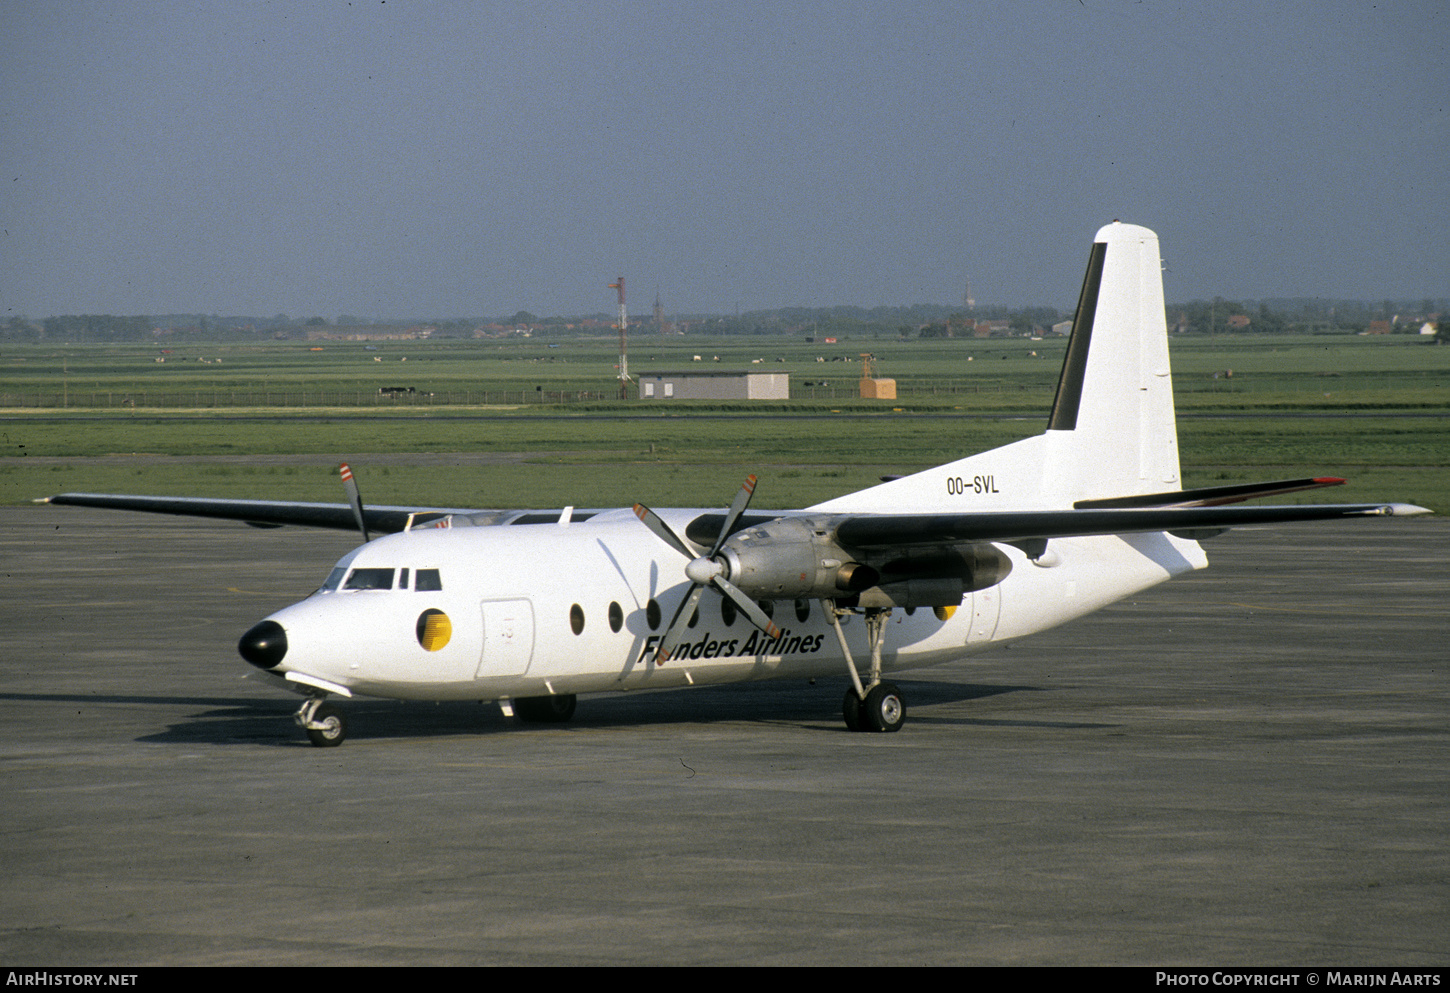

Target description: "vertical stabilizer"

left=809, top=221, right=1180, bottom=514
left=1042, top=222, right=1180, bottom=503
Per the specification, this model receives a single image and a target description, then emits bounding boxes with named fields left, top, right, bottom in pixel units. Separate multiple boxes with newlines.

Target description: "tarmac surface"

left=2, top=505, right=1446, bottom=966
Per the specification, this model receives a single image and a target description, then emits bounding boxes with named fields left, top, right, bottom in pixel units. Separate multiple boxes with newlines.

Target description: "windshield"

left=344, top=568, right=396, bottom=591
left=319, top=565, right=441, bottom=592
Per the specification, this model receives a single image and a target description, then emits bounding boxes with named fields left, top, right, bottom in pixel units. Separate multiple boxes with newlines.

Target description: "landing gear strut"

left=825, top=603, right=907, bottom=733
left=296, top=696, right=347, bottom=747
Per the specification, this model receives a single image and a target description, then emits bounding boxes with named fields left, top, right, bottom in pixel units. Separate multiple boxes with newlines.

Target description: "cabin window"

left=608, top=601, right=624, bottom=633
left=345, top=568, right=395, bottom=590
left=415, top=569, right=442, bottom=591
left=646, top=598, right=662, bottom=630
left=569, top=604, right=585, bottom=635
left=758, top=600, right=774, bottom=619
left=721, top=598, right=737, bottom=626
left=794, top=599, right=810, bottom=623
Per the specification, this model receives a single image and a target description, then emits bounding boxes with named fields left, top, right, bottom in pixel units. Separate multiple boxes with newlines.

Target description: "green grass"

left=8, top=333, right=1445, bottom=413
left=3, top=333, right=1446, bottom=513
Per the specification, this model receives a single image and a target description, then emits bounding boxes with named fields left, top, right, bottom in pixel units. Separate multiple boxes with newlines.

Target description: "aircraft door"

left=968, top=585, right=1001, bottom=644
left=477, top=599, right=535, bottom=677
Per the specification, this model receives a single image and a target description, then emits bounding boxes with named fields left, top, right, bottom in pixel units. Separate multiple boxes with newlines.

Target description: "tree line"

left=3, top=296, right=1443, bottom=343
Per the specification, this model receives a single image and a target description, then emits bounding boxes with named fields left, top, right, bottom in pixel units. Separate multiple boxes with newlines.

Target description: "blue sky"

left=2, top=1, right=1445, bottom=319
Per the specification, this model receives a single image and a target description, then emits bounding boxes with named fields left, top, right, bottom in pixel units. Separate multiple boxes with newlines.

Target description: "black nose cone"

left=239, top=620, right=287, bottom=669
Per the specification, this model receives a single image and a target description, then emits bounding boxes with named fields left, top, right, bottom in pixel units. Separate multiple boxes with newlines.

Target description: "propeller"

left=634, top=475, right=781, bottom=664
left=339, top=463, right=370, bottom=542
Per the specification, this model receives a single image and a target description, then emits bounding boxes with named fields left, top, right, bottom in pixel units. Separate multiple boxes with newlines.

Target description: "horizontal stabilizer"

left=1074, top=477, right=1347, bottom=509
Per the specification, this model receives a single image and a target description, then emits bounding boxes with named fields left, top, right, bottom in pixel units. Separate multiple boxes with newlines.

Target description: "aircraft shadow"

left=2, top=683, right=1114, bottom=746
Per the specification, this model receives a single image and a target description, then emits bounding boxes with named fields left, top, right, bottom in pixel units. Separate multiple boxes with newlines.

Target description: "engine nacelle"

left=718, top=517, right=876, bottom=600
left=715, top=517, right=1012, bottom=608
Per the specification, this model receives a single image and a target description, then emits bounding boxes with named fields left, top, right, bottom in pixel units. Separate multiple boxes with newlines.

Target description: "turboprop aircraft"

left=46, top=222, right=1430, bottom=746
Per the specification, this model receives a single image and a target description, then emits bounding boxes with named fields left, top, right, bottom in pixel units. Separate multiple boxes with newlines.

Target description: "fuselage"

left=242, top=506, right=1208, bottom=703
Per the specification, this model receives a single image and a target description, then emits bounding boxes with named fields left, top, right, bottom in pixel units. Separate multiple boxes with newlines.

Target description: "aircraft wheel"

left=306, top=703, right=347, bottom=747
left=515, top=694, right=577, bottom=723
left=861, top=683, right=906, bottom=733
left=842, top=688, right=864, bottom=732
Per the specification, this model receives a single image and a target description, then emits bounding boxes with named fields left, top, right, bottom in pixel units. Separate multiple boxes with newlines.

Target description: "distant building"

left=306, top=325, right=432, bottom=341
left=859, top=377, right=896, bottom=399
left=637, top=371, right=789, bottom=400
left=858, top=352, right=895, bottom=399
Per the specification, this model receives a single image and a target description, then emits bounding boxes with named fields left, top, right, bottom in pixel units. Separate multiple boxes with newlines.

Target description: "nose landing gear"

left=296, top=697, right=347, bottom=747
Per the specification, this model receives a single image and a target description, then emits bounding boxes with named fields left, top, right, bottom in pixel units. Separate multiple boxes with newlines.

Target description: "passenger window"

left=721, top=598, right=737, bottom=626
left=570, top=604, right=585, bottom=635
left=344, top=568, right=395, bottom=590
left=415, top=569, right=442, bottom=592
left=608, top=601, right=624, bottom=633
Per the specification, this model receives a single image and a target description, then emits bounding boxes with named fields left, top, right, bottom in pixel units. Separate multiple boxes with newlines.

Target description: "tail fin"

left=1039, top=221, right=1181, bottom=503
left=810, top=221, right=1180, bottom=513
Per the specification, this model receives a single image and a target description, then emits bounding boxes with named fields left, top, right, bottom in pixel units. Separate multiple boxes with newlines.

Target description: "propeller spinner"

left=634, top=475, right=781, bottom=664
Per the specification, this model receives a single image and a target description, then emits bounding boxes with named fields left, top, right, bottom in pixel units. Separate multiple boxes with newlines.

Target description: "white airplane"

left=47, top=222, right=1430, bottom=746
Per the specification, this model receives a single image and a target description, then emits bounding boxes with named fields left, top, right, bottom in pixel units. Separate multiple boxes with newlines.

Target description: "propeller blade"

left=655, top=584, right=705, bottom=663
left=635, top=475, right=773, bottom=663
left=632, top=503, right=696, bottom=561
left=713, top=576, right=782, bottom=641
left=710, top=474, right=758, bottom=556
left=339, top=463, right=370, bottom=542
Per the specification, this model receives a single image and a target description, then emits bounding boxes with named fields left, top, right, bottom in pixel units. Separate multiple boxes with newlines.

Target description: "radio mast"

left=609, top=276, right=630, bottom=399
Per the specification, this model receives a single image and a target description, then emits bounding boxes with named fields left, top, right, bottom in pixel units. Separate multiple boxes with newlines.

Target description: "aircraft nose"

left=238, top=620, right=287, bottom=669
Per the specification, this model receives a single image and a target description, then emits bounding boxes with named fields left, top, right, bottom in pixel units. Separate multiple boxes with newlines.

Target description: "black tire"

left=862, top=683, right=906, bottom=733
left=306, top=703, right=347, bottom=747
left=515, top=694, right=578, bottom=723
left=842, top=688, right=864, bottom=732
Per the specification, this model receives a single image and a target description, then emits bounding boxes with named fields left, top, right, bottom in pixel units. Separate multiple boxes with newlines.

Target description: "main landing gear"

left=826, top=604, right=907, bottom=733
left=297, top=696, right=347, bottom=747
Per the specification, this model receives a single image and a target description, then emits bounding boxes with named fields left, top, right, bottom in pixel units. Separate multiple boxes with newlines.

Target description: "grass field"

left=5, top=332, right=1447, bottom=411
left=3, top=333, right=1447, bottom=513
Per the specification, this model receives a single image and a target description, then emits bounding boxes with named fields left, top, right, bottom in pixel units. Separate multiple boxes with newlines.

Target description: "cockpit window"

left=415, top=569, right=442, bottom=592
left=321, top=567, right=347, bottom=592
left=344, top=568, right=396, bottom=591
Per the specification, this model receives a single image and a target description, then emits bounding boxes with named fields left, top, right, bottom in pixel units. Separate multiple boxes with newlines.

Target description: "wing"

left=831, top=500, right=1431, bottom=549
left=44, top=493, right=478, bottom=534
